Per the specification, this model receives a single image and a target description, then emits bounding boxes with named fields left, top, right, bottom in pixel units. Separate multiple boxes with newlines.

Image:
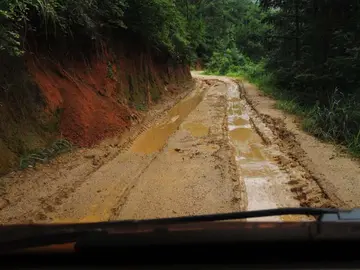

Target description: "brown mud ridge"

left=239, top=85, right=334, bottom=209
left=258, top=115, right=335, bottom=208
left=239, top=81, right=360, bottom=209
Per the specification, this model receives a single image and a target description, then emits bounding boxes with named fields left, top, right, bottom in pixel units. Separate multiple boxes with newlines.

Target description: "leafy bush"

left=303, top=91, right=360, bottom=155
left=206, top=48, right=248, bottom=75
left=206, top=49, right=270, bottom=89
left=0, top=0, right=191, bottom=59
left=125, top=0, right=189, bottom=58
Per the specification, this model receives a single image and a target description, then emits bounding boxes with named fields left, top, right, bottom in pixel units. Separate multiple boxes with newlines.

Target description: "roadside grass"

left=275, top=99, right=305, bottom=115
left=200, top=70, right=211, bottom=75
left=245, top=73, right=360, bottom=157
left=204, top=67, right=360, bottom=158
left=19, top=139, right=73, bottom=169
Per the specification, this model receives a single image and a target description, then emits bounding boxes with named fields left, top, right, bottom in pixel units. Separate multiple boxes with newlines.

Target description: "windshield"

left=0, top=0, right=357, bottom=226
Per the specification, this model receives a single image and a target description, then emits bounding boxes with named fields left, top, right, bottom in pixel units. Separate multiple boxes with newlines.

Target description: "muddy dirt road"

left=0, top=74, right=349, bottom=224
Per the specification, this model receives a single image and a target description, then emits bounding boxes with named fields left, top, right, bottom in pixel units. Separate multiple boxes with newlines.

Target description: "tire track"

left=0, top=80, right=215, bottom=224
left=110, top=80, right=216, bottom=219
left=235, top=79, right=336, bottom=208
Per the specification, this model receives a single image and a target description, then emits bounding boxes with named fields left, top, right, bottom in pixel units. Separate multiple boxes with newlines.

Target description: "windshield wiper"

left=120, top=207, right=338, bottom=225
left=0, top=207, right=347, bottom=253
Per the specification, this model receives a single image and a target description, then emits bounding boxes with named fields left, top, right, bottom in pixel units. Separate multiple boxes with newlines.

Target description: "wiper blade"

left=120, top=207, right=337, bottom=225
left=0, top=208, right=346, bottom=253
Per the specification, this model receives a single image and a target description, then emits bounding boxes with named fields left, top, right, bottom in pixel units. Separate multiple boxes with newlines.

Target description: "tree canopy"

left=0, top=0, right=266, bottom=61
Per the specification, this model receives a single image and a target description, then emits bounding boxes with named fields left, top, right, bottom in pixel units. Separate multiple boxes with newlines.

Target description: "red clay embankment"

left=0, top=43, right=191, bottom=175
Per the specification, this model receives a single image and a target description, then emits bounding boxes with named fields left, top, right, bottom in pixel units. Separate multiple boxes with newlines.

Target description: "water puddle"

left=131, top=88, right=206, bottom=154
left=233, top=118, right=248, bottom=126
left=182, top=122, right=209, bottom=137
left=229, top=128, right=253, bottom=142
left=227, top=82, right=304, bottom=221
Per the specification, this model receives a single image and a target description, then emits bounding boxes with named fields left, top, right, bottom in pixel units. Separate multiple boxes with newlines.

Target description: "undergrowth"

left=205, top=50, right=360, bottom=157
left=19, top=139, right=73, bottom=169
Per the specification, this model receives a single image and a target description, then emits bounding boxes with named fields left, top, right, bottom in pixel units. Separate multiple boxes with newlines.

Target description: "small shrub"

left=276, top=100, right=304, bottom=115
left=134, top=103, right=147, bottom=111
left=19, top=139, right=73, bottom=169
left=347, top=131, right=360, bottom=157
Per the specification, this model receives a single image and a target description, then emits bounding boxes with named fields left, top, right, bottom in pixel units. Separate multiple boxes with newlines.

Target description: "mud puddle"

left=181, top=122, right=209, bottom=137
left=227, top=83, right=305, bottom=221
left=131, top=88, right=206, bottom=154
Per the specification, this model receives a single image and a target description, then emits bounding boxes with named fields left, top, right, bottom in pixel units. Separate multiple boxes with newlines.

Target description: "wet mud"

left=0, top=75, right=340, bottom=224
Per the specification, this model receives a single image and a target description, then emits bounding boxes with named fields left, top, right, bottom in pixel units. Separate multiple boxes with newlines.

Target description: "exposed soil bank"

left=0, top=42, right=191, bottom=175
left=0, top=79, right=219, bottom=224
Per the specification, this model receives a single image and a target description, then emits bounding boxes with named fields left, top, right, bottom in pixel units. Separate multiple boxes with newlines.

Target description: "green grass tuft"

left=19, top=139, right=73, bottom=169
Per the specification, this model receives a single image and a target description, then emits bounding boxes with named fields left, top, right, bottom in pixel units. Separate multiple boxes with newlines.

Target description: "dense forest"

left=204, top=0, right=360, bottom=156
left=260, top=0, right=360, bottom=156
left=0, top=0, right=261, bottom=60
left=0, top=0, right=359, bottom=162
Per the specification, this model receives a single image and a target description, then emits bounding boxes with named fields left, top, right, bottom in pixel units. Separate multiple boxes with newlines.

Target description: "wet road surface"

left=0, top=76, right=312, bottom=224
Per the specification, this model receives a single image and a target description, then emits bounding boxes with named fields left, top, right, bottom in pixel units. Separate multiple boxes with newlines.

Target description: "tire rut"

left=0, top=80, right=213, bottom=224
left=236, top=80, right=337, bottom=209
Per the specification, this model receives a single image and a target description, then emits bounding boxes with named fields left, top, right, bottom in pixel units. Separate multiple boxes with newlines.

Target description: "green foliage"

left=234, top=2, right=271, bottom=61
left=125, top=0, right=189, bottom=58
left=206, top=48, right=269, bottom=85
left=275, top=100, right=306, bottom=116
left=206, top=48, right=245, bottom=75
left=19, top=139, right=72, bottom=169
left=0, top=0, right=128, bottom=56
left=190, top=0, right=269, bottom=63
left=206, top=45, right=360, bottom=156
left=134, top=103, right=147, bottom=112
left=0, top=0, right=192, bottom=59
left=107, top=61, right=115, bottom=80
left=260, top=0, right=360, bottom=103
left=259, top=0, right=360, bottom=156
left=0, top=0, right=268, bottom=62
left=302, top=91, right=360, bottom=155
left=0, top=1, right=25, bottom=56
left=205, top=0, right=360, bottom=157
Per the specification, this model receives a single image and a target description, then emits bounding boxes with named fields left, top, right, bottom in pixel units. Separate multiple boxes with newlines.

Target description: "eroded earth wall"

left=0, top=42, right=191, bottom=175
